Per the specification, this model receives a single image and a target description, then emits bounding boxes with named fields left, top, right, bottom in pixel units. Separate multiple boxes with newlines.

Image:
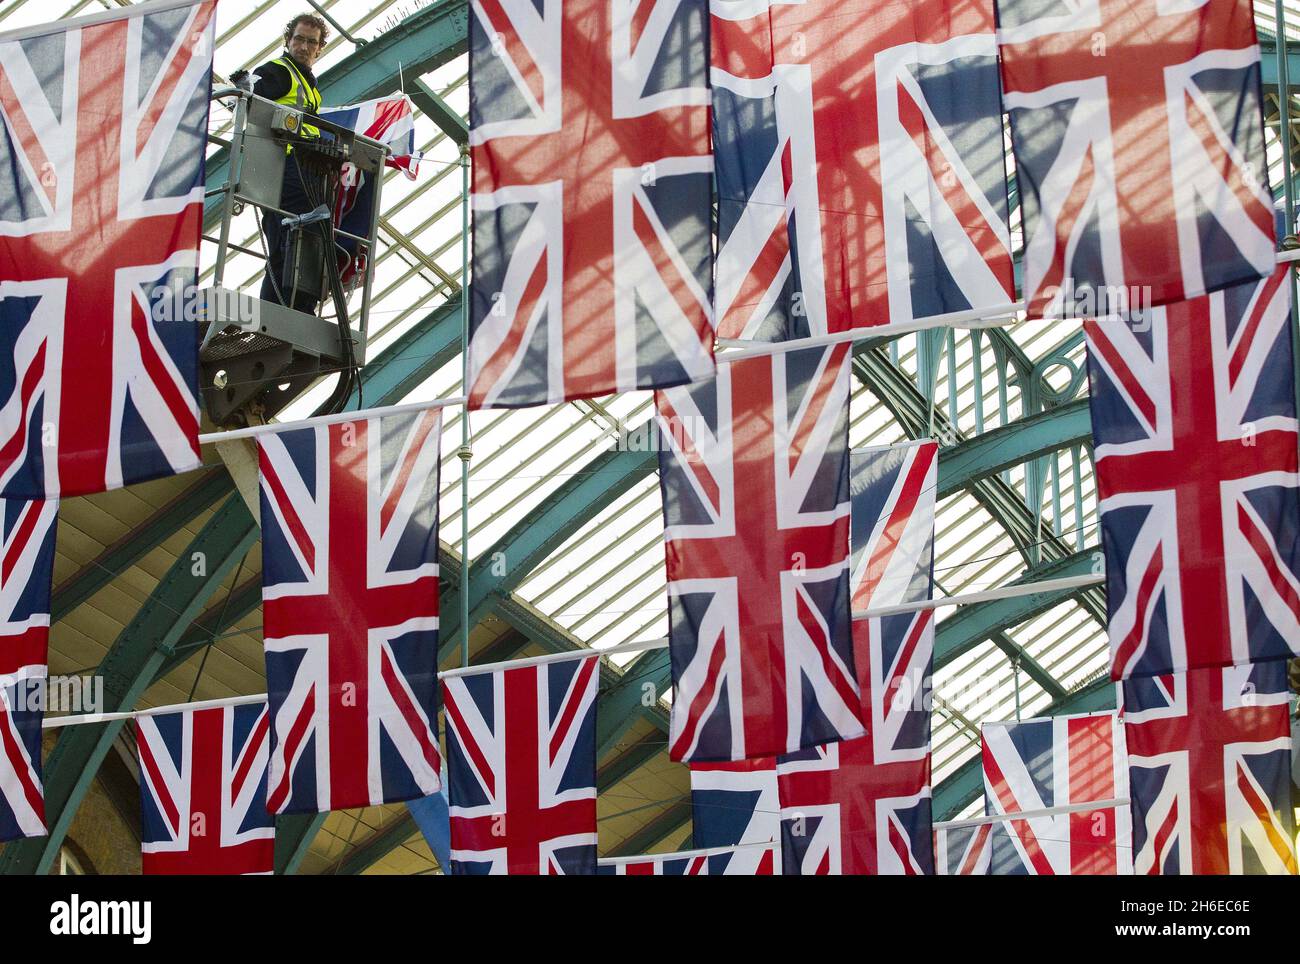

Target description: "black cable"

left=286, top=148, right=362, bottom=413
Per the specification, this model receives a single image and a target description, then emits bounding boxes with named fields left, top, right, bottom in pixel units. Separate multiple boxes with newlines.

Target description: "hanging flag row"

left=467, top=0, right=1276, bottom=406
left=3, top=0, right=1279, bottom=497
left=465, top=0, right=1300, bottom=688
left=7, top=394, right=1295, bottom=874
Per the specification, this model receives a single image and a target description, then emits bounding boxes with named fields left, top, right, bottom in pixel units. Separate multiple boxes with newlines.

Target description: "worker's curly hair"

left=283, top=13, right=329, bottom=49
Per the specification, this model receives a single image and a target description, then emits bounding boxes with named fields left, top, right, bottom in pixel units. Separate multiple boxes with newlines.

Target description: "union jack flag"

left=658, top=345, right=862, bottom=762
left=851, top=441, right=937, bottom=614
left=467, top=0, right=714, bottom=408
left=690, top=758, right=783, bottom=874
left=1084, top=268, right=1300, bottom=678
left=711, top=0, right=1013, bottom=341
left=1122, top=661, right=1297, bottom=875
left=999, top=0, right=1275, bottom=318
left=773, top=443, right=939, bottom=875
left=0, top=498, right=56, bottom=843
left=321, top=94, right=421, bottom=183
left=322, top=94, right=420, bottom=284
left=981, top=711, right=1132, bottom=875
left=0, top=0, right=212, bottom=498
left=442, top=657, right=599, bottom=875
left=933, top=822, right=992, bottom=875
left=597, top=842, right=780, bottom=875
left=136, top=702, right=275, bottom=875
left=259, top=409, right=443, bottom=814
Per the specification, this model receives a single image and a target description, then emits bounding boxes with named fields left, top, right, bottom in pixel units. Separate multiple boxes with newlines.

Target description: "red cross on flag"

left=467, top=0, right=715, bottom=408
left=442, top=656, right=599, bottom=875
left=711, top=0, right=1014, bottom=340
left=999, top=0, right=1275, bottom=318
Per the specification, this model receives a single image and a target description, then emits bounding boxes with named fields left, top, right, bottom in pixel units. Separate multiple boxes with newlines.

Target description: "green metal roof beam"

left=438, top=441, right=658, bottom=655
left=50, top=470, right=232, bottom=621
left=934, top=548, right=1100, bottom=671
left=936, top=398, right=1092, bottom=500
left=596, top=649, right=673, bottom=759
left=989, top=631, right=1068, bottom=701
left=410, top=76, right=468, bottom=145
left=276, top=814, right=328, bottom=875
left=1261, top=31, right=1300, bottom=91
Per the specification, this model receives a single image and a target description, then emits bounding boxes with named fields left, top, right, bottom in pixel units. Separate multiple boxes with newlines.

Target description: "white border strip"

left=44, top=692, right=268, bottom=729
left=43, top=638, right=672, bottom=727
left=438, top=637, right=669, bottom=680
left=718, top=249, right=1300, bottom=363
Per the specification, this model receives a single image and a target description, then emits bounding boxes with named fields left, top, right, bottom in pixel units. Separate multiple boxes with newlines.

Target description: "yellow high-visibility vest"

left=273, top=55, right=321, bottom=142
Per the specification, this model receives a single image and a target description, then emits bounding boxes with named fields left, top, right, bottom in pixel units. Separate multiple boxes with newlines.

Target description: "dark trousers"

left=259, top=157, right=322, bottom=314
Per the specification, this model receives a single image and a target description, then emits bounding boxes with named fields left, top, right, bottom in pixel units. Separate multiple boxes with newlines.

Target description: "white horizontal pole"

left=197, top=396, right=467, bottom=446
left=935, top=797, right=1129, bottom=831
left=44, top=638, right=674, bottom=728
left=41, top=575, right=1104, bottom=728
left=853, top=573, right=1104, bottom=621
left=43, top=692, right=269, bottom=730
left=717, top=302, right=1022, bottom=362
left=438, top=637, right=670, bottom=681
left=598, top=839, right=777, bottom=867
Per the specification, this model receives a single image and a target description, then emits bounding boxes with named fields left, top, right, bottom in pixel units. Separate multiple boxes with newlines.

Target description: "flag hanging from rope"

left=711, top=0, right=1013, bottom=340
left=1084, top=268, right=1300, bottom=678
left=981, top=711, right=1132, bottom=875
left=467, top=0, right=714, bottom=408
left=597, top=842, right=780, bottom=875
left=658, top=344, right=862, bottom=762
left=322, top=93, right=421, bottom=283
left=136, top=702, right=275, bottom=875
left=1122, top=661, right=1297, bottom=875
left=0, top=498, right=57, bottom=843
left=690, top=758, right=783, bottom=874
left=0, top=0, right=213, bottom=498
left=442, top=657, right=599, bottom=875
left=776, top=442, right=939, bottom=875
left=259, top=409, right=443, bottom=814
left=998, top=0, right=1274, bottom=318
left=320, top=94, right=421, bottom=183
